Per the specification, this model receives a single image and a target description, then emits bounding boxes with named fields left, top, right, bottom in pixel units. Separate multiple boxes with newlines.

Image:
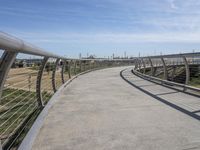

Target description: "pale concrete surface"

left=31, top=67, right=200, bottom=150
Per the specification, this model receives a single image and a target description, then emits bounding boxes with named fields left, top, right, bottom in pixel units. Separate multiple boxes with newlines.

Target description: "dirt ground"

left=5, top=67, right=69, bottom=92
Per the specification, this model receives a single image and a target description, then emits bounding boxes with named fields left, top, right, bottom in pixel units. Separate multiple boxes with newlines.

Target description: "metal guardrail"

left=0, top=32, right=134, bottom=150
left=134, top=53, right=200, bottom=95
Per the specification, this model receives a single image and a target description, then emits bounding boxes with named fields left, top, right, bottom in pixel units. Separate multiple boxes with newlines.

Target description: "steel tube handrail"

left=0, top=32, right=135, bottom=61
left=141, top=52, right=200, bottom=59
left=0, top=32, right=65, bottom=59
left=133, top=68, right=200, bottom=93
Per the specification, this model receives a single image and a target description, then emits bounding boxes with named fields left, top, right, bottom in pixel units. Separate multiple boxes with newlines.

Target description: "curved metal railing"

left=134, top=53, right=200, bottom=95
left=0, top=32, right=134, bottom=150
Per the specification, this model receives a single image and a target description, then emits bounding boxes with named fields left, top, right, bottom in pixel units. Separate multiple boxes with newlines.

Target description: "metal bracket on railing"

left=182, top=56, right=190, bottom=85
left=161, top=57, right=168, bottom=80
left=36, top=57, right=49, bottom=108
left=52, top=58, right=60, bottom=93
left=0, top=51, right=18, bottom=102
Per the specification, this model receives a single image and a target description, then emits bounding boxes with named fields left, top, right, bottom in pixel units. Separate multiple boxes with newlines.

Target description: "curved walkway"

left=22, top=67, right=200, bottom=150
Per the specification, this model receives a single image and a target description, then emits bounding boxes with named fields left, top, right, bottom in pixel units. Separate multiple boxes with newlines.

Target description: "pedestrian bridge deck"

left=20, top=67, right=200, bottom=150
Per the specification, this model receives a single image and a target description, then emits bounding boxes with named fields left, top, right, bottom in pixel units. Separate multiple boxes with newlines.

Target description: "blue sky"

left=1, top=0, right=200, bottom=58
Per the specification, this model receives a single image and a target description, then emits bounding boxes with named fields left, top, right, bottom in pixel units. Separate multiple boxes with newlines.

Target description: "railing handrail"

left=133, top=68, right=200, bottom=93
left=0, top=31, right=134, bottom=61
left=140, top=52, right=200, bottom=59
left=0, top=31, right=66, bottom=59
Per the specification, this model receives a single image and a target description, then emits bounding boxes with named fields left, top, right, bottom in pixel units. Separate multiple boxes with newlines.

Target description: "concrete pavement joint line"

left=18, top=67, right=110, bottom=150
left=120, top=69, right=200, bottom=121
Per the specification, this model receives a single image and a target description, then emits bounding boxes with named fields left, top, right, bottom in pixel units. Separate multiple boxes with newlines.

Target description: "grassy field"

left=0, top=66, right=59, bottom=149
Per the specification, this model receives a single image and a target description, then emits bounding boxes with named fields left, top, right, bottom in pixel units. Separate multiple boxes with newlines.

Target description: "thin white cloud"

left=13, top=31, right=200, bottom=44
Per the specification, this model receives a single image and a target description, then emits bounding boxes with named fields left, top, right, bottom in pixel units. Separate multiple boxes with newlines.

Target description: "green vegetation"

left=0, top=88, right=52, bottom=149
left=189, top=76, right=200, bottom=88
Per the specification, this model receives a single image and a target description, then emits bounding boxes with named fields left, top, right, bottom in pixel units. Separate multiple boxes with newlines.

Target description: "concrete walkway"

left=30, top=67, right=200, bottom=150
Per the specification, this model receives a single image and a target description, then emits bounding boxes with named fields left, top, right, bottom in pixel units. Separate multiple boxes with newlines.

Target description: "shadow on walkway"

left=120, top=69, right=200, bottom=121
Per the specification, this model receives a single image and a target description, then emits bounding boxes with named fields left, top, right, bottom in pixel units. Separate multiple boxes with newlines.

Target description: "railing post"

left=138, top=59, right=142, bottom=71
left=89, top=61, right=91, bottom=70
left=52, top=58, right=60, bottom=93
left=182, top=56, right=190, bottom=85
left=68, top=60, right=71, bottom=79
left=0, top=51, right=17, bottom=99
left=80, top=60, right=82, bottom=72
left=148, top=57, right=154, bottom=76
left=96, top=61, right=98, bottom=68
left=0, top=51, right=18, bottom=102
left=0, top=51, right=18, bottom=147
left=36, top=57, right=49, bottom=108
left=134, top=59, right=138, bottom=70
left=74, top=60, right=77, bottom=75
left=61, top=60, right=66, bottom=84
left=92, top=61, right=95, bottom=69
left=171, top=66, right=176, bottom=81
left=161, top=57, right=168, bottom=80
left=84, top=61, right=86, bottom=71
left=141, top=58, right=146, bottom=74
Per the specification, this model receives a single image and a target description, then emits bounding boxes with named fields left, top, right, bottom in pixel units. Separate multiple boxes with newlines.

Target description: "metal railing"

left=0, top=32, right=134, bottom=150
left=134, top=52, right=200, bottom=95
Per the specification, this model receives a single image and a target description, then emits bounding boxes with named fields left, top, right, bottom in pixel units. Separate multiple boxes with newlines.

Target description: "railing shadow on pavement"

left=120, top=69, right=200, bottom=122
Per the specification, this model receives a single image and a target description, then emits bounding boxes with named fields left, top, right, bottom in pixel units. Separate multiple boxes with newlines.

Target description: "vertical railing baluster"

left=161, top=57, right=168, bottom=80
left=0, top=51, right=17, bottom=149
left=148, top=57, right=154, bottom=76
left=0, top=51, right=18, bottom=102
left=171, top=66, right=176, bottom=82
left=68, top=60, right=71, bottom=79
left=61, top=60, right=66, bottom=84
left=36, top=57, right=49, bottom=108
left=80, top=60, right=82, bottom=72
left=84, top=61, right=86, bottom=71
left=74, top=60, right=77, bottom=75
left=182, top=56, right=190, bottom=85
left=141, top=58, right=146, bottom=74
left=52, top=58, right=60, bottom=93
left=134, top=59, right=138, bottom=70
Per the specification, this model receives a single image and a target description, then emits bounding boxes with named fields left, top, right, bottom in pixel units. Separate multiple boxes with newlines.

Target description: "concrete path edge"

left=18, top=67, right=109, bottom=150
